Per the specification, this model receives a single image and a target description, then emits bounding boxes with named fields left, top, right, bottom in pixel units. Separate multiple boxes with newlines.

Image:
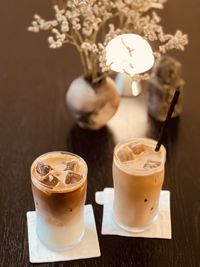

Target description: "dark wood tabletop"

left=0, top=0, right=200, bottom=266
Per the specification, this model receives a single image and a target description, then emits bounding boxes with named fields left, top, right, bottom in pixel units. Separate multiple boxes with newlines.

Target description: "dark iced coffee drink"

left=113, top=138, right=166, bottom=232
left=31, top=151, right=87, bottom=251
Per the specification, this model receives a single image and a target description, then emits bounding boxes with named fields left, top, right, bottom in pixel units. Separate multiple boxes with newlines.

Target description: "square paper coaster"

left=27, top=204, right=101, bottom=263
left=95, top=188, right=171, bottom=239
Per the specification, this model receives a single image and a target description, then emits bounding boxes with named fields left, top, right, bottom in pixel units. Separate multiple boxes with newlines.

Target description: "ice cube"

left=63, top=160, right=79, bottom=171
left=36, top=161, right=52, bottom=176
left=40, top=173, right=59, bottom=187
left=65, top=171, right=82, bottom=185
left=143, top=160, right=161, bottom=169
left=130, top=144, right=146, bottom=155
left=117, top=146, right=135, bottom=162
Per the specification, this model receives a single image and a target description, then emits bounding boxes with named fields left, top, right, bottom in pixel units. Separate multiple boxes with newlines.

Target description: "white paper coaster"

left=27, top=204, right=101, bottom=263
left=95, top=188, right=172, bottom=239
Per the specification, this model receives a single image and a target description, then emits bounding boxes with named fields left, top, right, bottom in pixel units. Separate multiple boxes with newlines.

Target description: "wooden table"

left=0, top=1, right=199, bottom=266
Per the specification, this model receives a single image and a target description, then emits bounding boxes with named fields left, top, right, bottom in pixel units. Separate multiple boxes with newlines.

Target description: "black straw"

left=155, top=89, right=180, bottom=152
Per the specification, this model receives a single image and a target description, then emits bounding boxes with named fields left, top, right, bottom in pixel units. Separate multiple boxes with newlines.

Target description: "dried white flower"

left=28, top=0, right=188, bottom=83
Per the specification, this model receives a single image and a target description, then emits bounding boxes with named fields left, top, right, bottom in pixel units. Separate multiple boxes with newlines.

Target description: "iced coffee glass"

left=113, top=138, right=166, bottom=232
left=31, top=151, right=87, bottom=251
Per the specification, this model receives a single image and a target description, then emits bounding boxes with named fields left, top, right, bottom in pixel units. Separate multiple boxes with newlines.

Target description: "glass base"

left=37, top=229, right=85, bottom=252
left=113, top=212, right=158, bottom=233
left=115, top=73, right=142, bottom=97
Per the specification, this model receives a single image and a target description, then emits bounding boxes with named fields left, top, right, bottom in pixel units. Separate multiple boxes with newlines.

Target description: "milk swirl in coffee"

left=113, top=138, right=166, bottom=232
left=31, top=151, right=87, bottom=251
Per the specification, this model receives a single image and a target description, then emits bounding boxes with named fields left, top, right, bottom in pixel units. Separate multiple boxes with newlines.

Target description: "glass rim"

left=31, top=151, right=88, bottom=192
left=113, top=137, right=166, bottom=175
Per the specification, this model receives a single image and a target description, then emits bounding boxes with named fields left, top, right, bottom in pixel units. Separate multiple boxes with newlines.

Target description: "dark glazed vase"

left=66, top=76, right=120, bottom=130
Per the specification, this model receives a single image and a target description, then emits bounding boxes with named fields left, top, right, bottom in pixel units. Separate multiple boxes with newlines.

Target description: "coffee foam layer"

left=31, top=152, right=87, bottom=193
left=115, top=139, right=166, bottom=175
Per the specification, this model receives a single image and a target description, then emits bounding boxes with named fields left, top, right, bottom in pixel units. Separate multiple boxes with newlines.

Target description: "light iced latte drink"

left=31, top=151, right=87, bottom=251
left=113, top=138, right=166, bottom=232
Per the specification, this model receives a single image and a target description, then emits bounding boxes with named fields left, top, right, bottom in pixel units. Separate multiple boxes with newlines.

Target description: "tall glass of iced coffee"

left=31, top=151, right=87, bottom=251
left=113, top=138, right=166, bottom=232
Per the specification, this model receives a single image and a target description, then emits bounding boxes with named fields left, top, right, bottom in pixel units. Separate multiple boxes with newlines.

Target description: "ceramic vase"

left=66, top=76, right=120, bottom=130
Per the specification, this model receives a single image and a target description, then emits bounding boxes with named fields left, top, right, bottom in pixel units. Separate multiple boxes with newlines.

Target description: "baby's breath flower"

left=28, top=0, right=188, bottom=83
